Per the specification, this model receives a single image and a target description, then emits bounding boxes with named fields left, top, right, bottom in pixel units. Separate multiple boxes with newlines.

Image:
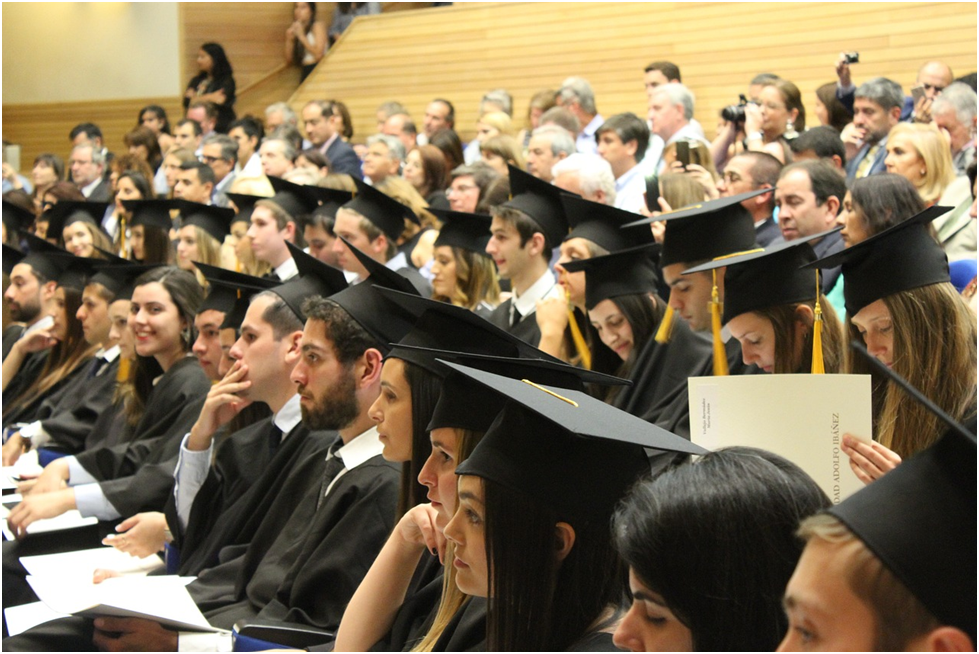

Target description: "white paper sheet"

left=688, top=374, right=872, bottom=503
left=27, top=575, right=216, bottom=632
left=2, top=449, right=43, bottom=487
left=4, top=601, right=70, bottom=637
left=2, top=509, right=98, bottom=540
left=21, top=546, right=164, bottom=580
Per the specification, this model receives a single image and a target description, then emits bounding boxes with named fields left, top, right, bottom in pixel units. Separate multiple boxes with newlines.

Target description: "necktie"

left=316, top=448, right=347, bottom=510
left=510, top=305, right=522, bottom=328
left=263, top=270, right=280, bottom=282
left=855, top=144, right=881, bottom=179
left=88, top=357, right=107, bottom=379
left=267, top=423, right=283, bottom=458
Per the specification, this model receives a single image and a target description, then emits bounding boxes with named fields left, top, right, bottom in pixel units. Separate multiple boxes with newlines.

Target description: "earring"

left=920, top=168, right=926, bottom=176
left=785, top=120, right=799, bottom=140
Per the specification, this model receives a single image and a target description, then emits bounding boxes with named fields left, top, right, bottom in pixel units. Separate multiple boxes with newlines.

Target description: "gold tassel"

left=711, top=269, right=728, bottom=376
left=811, top=270, right=825, bottom=374
left=116, top=356, right=131, bottom=383
left=654, top=304, right=676, bottom=343
left=565, top=289, right=591, bottom=370
left=120, top=216, right=128, bottom=259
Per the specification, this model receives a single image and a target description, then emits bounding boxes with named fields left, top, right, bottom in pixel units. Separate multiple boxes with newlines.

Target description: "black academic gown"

left=167, top=419, right=336, bottom=576
left=487, top=299, right=542, bottom=348
left=191, top=448, right=400, bottom=633
left=367, top=553, right=444, bottom=651
left=431, top=597, right=487, bottom=652
left=612, top=319, right=713, bottom=439
left=14, top=357, right=119, bottom=455
left=1, top=324, right=24, bottom=361
left=2, top=350, right=49, bottom=424
left=2, top=354, right=95, bottom=428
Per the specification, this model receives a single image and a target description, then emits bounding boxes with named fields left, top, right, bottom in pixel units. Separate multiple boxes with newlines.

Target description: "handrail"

left=237, top=63, right=291, bottom=96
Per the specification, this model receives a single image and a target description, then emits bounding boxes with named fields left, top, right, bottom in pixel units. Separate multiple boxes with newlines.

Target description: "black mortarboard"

left=3, top=200, right=35, bottom=234
left=805, top=206, right=951, bottom=316
left=377, top=287, right=563, bottom=375
left=90, top=260, right=156, bottom=300
left=625, top=190, right=764, bottom=267
left=43, top=201, right=110, bottom=243
left=427, top=352, right=631, bottom=433
left=269, top=242, right=349, bottom=321
left=267, top=176, right=323, bottom=219
left=430, top=209, right=492, bottom=255
left=123, top=199, right=179, bottom=232
left=342, top=178, right=419, bottom=241
left=826, top=343, right=976, bottom=644
left=3, top=243, right=25, bottom=274
left=226, top=192, right=265, bottom=225
left=178, top=201, right=234, bottom=242
left=561, top=244, right=660, bottom=310
left=194, top=262, right=279, bottom=328
left=684, top=228, right=839, bottom=323
left=326, top=240, right=421, bottom=354
left=49, top=253, right=96, bottom=291
left=448, top=362, right=706, bottom=522
left=501, top=165, right=571, bottom=247
left=562, top=195, right=655, bottom=252
left=19, top=234, right=73, bottom=280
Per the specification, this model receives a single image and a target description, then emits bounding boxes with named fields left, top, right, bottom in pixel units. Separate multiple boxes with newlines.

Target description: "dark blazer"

left=325, top=139, right=363, bottom=179
left=86, top=179, right=112, bottom=203
left=755, top=217, right=781, bottom=247
left=845, top=137, right=889, bottom=184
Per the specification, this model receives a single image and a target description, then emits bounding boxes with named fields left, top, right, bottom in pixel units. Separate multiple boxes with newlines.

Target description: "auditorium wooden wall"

left=3, top=2, right=976, bottom=170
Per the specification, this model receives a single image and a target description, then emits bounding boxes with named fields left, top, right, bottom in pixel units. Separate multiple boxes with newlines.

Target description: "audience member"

left=556, top=76, right=603, bottom=154
left=717, top=151, right=783, bottom=246
left=124, top=126, right=163, bottom=180
left=446, top=163, right=499, bottom=214
left=421, top=98, right=455, bottom=144
left=184, top=43, right=236, bottom=133
left=301, top=100, right=362, bottom=178
left=382, top=113, right=418, bottom=153
left=186, top=100, right=219, bottom=140
left=174, top=160, right=216, bottom=205
left=402, top=145, right=449, bottom=209
left=596, top=113, right=650, bottom=213
left=647, top=83, right=709, bottom=175
left=837, top=173, right=925, bottom=247
left=228, top=116, right=265, bottom=178
left=285, top=1, right=327, bottom=81
left=362, top=134, right=404, bottom=185
left=259, top=137, right=298, bottom=179
left=201, top=134, right=239, bottom=207
left=526, top=124, right=575, bottom=183
left=745, top=79, right=806, bottom=163
left=643, top=60, right=682, bottom=99
left=429, top=128, right=465, bottom=175
left=478, top=135, right=525, bottom=177
left=814, top=82, right=853, bottom=133
left=789, top=126, right=847, bottom=172
left=329, top=1, right=380, bottom=45
left=551, top=153, right=616, bottom=205
left=137, top=105, right=175, bottom=158
left=844, top=77, right=905, bottom=183
left=930, top=82, right=978, bottom=175
left=69, top=143, right=110, bottom=203
left=264, top=101, right=298, bottom=133
left=538, top=105, right=581, bottom=136
left=516, top=88, right=557, bottom=148
left=173, top=118, right=204, bottom=155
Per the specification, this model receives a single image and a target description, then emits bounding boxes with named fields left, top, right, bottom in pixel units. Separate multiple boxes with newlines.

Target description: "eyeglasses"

left=201, top=155, right=224, bottom=164
left=446, top=185, right=477, bottom=196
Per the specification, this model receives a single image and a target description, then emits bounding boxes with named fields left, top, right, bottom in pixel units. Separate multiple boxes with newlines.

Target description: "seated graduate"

left=836, top=172, right=926, bottom=248
left=428, top=208, right=501, bottom=318
left=682, top=230, right=845, bottom=374
left=330, top=178, right=432, bottom=295
left=442, top=363, right=705, bottom=651
left=2, top=256, right=137, bottom=462
left=2, top=236, right=61, bottom=366
left=122, top=199, right=177, bottom=265
left=779, top=392, right=975, bottom=651
left=624, top=190, right=773, bottom=376
left=43, top=200, right=113, bottom=259
left=5, top=266, right=210, bottom=537
left=537, top=194, right=657, bottom=366
left=337, top=351, right=627, bottom=652
left=486, top=166, right=571, bottom=346
left=612, top=447, right=830, bottom=652
left=174, top=201, right=235, bottom=279
left=806, top=207, right=977, bottom=482
left=562, top=245, right=711, bottom=437
left=226, top=191, right=272, bottom=278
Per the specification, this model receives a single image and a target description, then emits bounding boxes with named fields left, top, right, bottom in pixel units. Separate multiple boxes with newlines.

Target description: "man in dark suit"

left=717, top=151, right=783, bottom=248
left=69, top=143, right=111, bottom=203
left=843, top=78, right=904, bottom=184
left=301, top=100, right=362, bottom=179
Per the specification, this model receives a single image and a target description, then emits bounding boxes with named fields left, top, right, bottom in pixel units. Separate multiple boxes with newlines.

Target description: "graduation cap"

left=123, top=199, right=180, bottom=232
left=805, top=206, right=951, bottom=316
left=49, top=253, right=97, bottom=291
left=267, top=176, right=323, bottom=219
left=17, top=234, right=73, bottom=280
left=177, top=201, right=234, bottom=242
left=624, top=190, right=764, bottom=268
left=430, top=208, right=492, bottom=255
left=500, top=165, right=571, bottom=248
left=226, top=192, right=265, bottom=225
left=427, top=352, right=631, bottom=433
left=447, top=361, right=707, bottom=522
left=561, top=195, right=655, bottom=252
left=90, top=260, right=158, bottom=301
left=268, top=242, right=349, bottom=321
left=325, top=239, right=421, bottom=354
left=2, top=243, right=25, bottom=275
left=3, top=200, right=36, bottom=235
left=341, top=178, right=419, bottom=242
left=43, top=201, right=110, bottom=242
left=560, top=244, right=660, bottom=310
left=824, top=342, right=976, bottom=644
left=376, top=287, right=565, bottom=375
left=194, top=261, right=279, bottom=328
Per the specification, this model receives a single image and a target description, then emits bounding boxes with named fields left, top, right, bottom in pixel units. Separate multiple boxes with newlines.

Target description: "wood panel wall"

left=293, top=2, right=978, bottom=143
left=3, top=2, right=976, bottom=173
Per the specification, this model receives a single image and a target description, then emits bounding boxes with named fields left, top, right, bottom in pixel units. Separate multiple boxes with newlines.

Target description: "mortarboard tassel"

left=119, top=216, right=128, bottom=259
left=116, top=356, right=131, bottom=383
left=811, top=269, right=825, bottom=374
left=654, top=304, right=676, bottom=343
left=565, top=288, right=592, bottom=370
left=711, top=269, right=728, bottom=376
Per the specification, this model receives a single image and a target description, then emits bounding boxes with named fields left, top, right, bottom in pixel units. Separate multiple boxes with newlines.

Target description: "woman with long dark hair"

left=137, top=104, right=174, bottom=155
left=124, top=126, right=164, bottom=176
left=837, top=173, right=926, bottom=248
left=403, top=145, right=450, bottom=209
left=612, top=447, right=830, bottom=651
left=285, top=2, right=327, bottom=82
left=122, top=194, right=174, bottom=264
left=184, top=42, right=237, bottom=133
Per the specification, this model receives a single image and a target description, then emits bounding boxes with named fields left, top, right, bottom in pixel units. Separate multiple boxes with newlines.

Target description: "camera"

left=844, top=52, right=860, bottom=64
left=720, top=94, right=750, bottom=123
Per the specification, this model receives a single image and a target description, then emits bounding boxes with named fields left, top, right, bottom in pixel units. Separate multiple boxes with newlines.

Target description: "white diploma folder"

left=687, top=374, right=872, bottom=503
left=20, top=546, right=164, bottom=580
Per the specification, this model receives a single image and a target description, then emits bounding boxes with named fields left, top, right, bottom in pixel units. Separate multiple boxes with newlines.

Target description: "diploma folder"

left=687, top=374, right=872, bottom=503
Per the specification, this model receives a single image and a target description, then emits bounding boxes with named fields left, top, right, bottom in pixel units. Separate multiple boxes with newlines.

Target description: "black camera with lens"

left=720, top=94, right=750, bottom=123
